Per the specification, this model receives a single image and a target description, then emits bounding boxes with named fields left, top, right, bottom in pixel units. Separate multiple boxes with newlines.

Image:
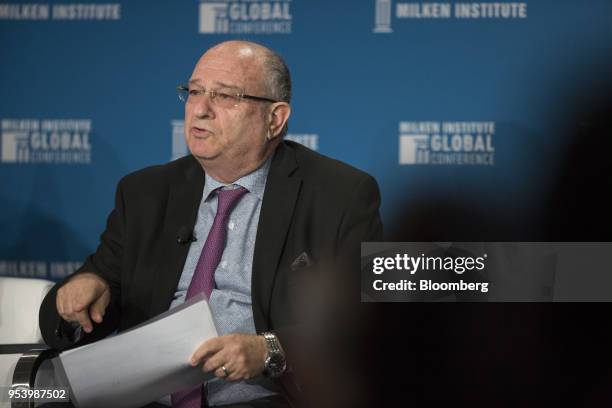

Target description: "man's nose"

left=191, top=93, right=215, bottom=118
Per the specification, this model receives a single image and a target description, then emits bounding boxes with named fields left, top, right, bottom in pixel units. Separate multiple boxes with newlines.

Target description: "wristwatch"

left=261, top=331, right=287, bottom=378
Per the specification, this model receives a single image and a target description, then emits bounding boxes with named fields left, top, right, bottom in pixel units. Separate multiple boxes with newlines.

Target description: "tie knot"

left=216, top=186, right=248, bottom=215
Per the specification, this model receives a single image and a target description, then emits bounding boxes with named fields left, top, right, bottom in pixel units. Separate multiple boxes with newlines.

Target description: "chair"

left=0, top=277, right=55, bottom=344
left=0, top=277, right=56, bottom=408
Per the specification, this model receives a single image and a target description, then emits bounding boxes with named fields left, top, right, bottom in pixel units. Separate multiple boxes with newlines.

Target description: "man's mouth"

left=191, top=126, right=211, bottom=137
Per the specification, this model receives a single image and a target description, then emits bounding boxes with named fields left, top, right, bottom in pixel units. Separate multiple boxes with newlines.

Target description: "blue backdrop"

left=1, top=0, right=611, bottom=280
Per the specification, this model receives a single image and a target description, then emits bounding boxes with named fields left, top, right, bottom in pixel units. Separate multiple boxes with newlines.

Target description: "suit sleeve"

left=335, top=173, right=384, bottom=256
left=39, top=179, right=127, bottom=350
left=274, top=173, right=383, bottom=372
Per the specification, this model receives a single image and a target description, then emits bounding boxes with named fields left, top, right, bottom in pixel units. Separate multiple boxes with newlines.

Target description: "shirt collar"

left=202, top=155, right=272, bottom=202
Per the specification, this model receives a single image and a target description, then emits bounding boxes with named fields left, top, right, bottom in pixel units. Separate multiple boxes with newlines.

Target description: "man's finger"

left=191, top=337, right=225, bottom=365
left=74, top=310, right=93, bottom=333
left=58, top=295, right=76, bottom=320
left=214, top=365, right=235, bottom=379
left=226, top=370, right=242, bottom=382
left=89, top=290, right=109, bottom=323
left=225, top=364, right=246, bottom=382
left=56, top=292, right=65, bottom=316
left=61, top=292, right=75, bottom=316
left=58, top=295, right=87, bottom=323
left=202, top=350, right=231, bottom=373
left=62, top=291, right=91, bottom=317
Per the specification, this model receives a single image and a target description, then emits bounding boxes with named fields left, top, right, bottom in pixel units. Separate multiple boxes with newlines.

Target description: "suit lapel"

left=149, top=157, right=205, bottom=317
left=252, top=143, right=302, bottom=331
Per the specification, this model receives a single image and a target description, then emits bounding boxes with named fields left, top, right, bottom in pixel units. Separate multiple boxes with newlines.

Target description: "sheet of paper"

left=52, top=293, right=217, bottom=408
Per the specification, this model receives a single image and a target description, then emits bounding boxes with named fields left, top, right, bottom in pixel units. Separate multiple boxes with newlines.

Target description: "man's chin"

left=187, top=143, right=220, bottom=160
left=191, top=150, right=221, bottom=162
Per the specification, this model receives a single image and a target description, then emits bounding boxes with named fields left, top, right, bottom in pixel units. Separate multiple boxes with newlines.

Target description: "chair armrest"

left=12, top=348, right=57, bottom=387
left=0, top=345, right=58, bottom=408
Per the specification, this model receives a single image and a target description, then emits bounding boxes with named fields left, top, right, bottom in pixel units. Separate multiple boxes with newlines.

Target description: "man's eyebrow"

left=214, top=81, right=242, bottom=91
left=188, top=79, right=242, bottom=91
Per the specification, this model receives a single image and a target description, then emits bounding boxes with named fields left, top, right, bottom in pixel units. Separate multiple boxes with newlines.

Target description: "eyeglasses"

left=177, top=85, right=278, bottom=109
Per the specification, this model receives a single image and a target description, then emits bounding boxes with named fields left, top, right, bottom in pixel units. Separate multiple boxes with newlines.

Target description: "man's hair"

left=261, top=49, right=291, bottom=137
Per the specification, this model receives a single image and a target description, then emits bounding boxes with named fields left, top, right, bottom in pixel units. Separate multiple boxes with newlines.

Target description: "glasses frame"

left=177, top=85, right=279, bottom=107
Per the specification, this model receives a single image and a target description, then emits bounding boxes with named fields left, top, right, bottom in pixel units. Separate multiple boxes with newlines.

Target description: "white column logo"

left=399, top=135, right=430, bottom=164
left=171, top=120, right=187, bottom=161
left=199, top=3, right=229, bottom=34
left=1, top=132, right=29, bottom=163
left=373, top=0, right=392, bottom=33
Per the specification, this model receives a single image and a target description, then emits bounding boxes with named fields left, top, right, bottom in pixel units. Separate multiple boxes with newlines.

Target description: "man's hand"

left=56, top=272, right=110, bottom=333
left=190, top=333, right=267, bottom=381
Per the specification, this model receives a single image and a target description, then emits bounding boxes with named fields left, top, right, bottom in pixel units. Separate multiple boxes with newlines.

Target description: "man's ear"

left=267, top=103, right=291, bottom=140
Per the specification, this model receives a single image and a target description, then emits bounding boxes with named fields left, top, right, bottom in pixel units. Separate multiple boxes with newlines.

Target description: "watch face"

left=266, top=352, right=287, bottom=377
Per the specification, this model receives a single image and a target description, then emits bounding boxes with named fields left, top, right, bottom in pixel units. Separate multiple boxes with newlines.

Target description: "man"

left=39, top=40, right=383, bottom=407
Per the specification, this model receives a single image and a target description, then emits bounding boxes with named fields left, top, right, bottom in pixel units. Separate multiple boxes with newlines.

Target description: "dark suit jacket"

left=39, top=140, right=383, bottom=396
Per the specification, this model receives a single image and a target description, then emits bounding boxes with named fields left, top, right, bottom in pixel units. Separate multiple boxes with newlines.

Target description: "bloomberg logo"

left=399, top=121, right=495, bottom=166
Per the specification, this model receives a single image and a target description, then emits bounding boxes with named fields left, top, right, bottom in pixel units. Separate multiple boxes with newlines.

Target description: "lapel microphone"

left=176, top=226, right=196, bottom=245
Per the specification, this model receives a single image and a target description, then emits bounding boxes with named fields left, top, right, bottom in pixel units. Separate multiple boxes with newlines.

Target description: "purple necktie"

left=171, top=186, right=248, bottom=408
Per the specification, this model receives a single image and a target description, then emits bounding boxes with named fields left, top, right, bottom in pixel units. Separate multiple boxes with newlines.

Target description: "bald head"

left=206, top=40, right=268, bottom=59
left=197, top=40, right=291, bottom=104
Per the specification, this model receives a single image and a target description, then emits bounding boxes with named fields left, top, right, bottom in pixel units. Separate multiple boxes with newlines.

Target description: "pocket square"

left=290, top=251, right=312, bottom=271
